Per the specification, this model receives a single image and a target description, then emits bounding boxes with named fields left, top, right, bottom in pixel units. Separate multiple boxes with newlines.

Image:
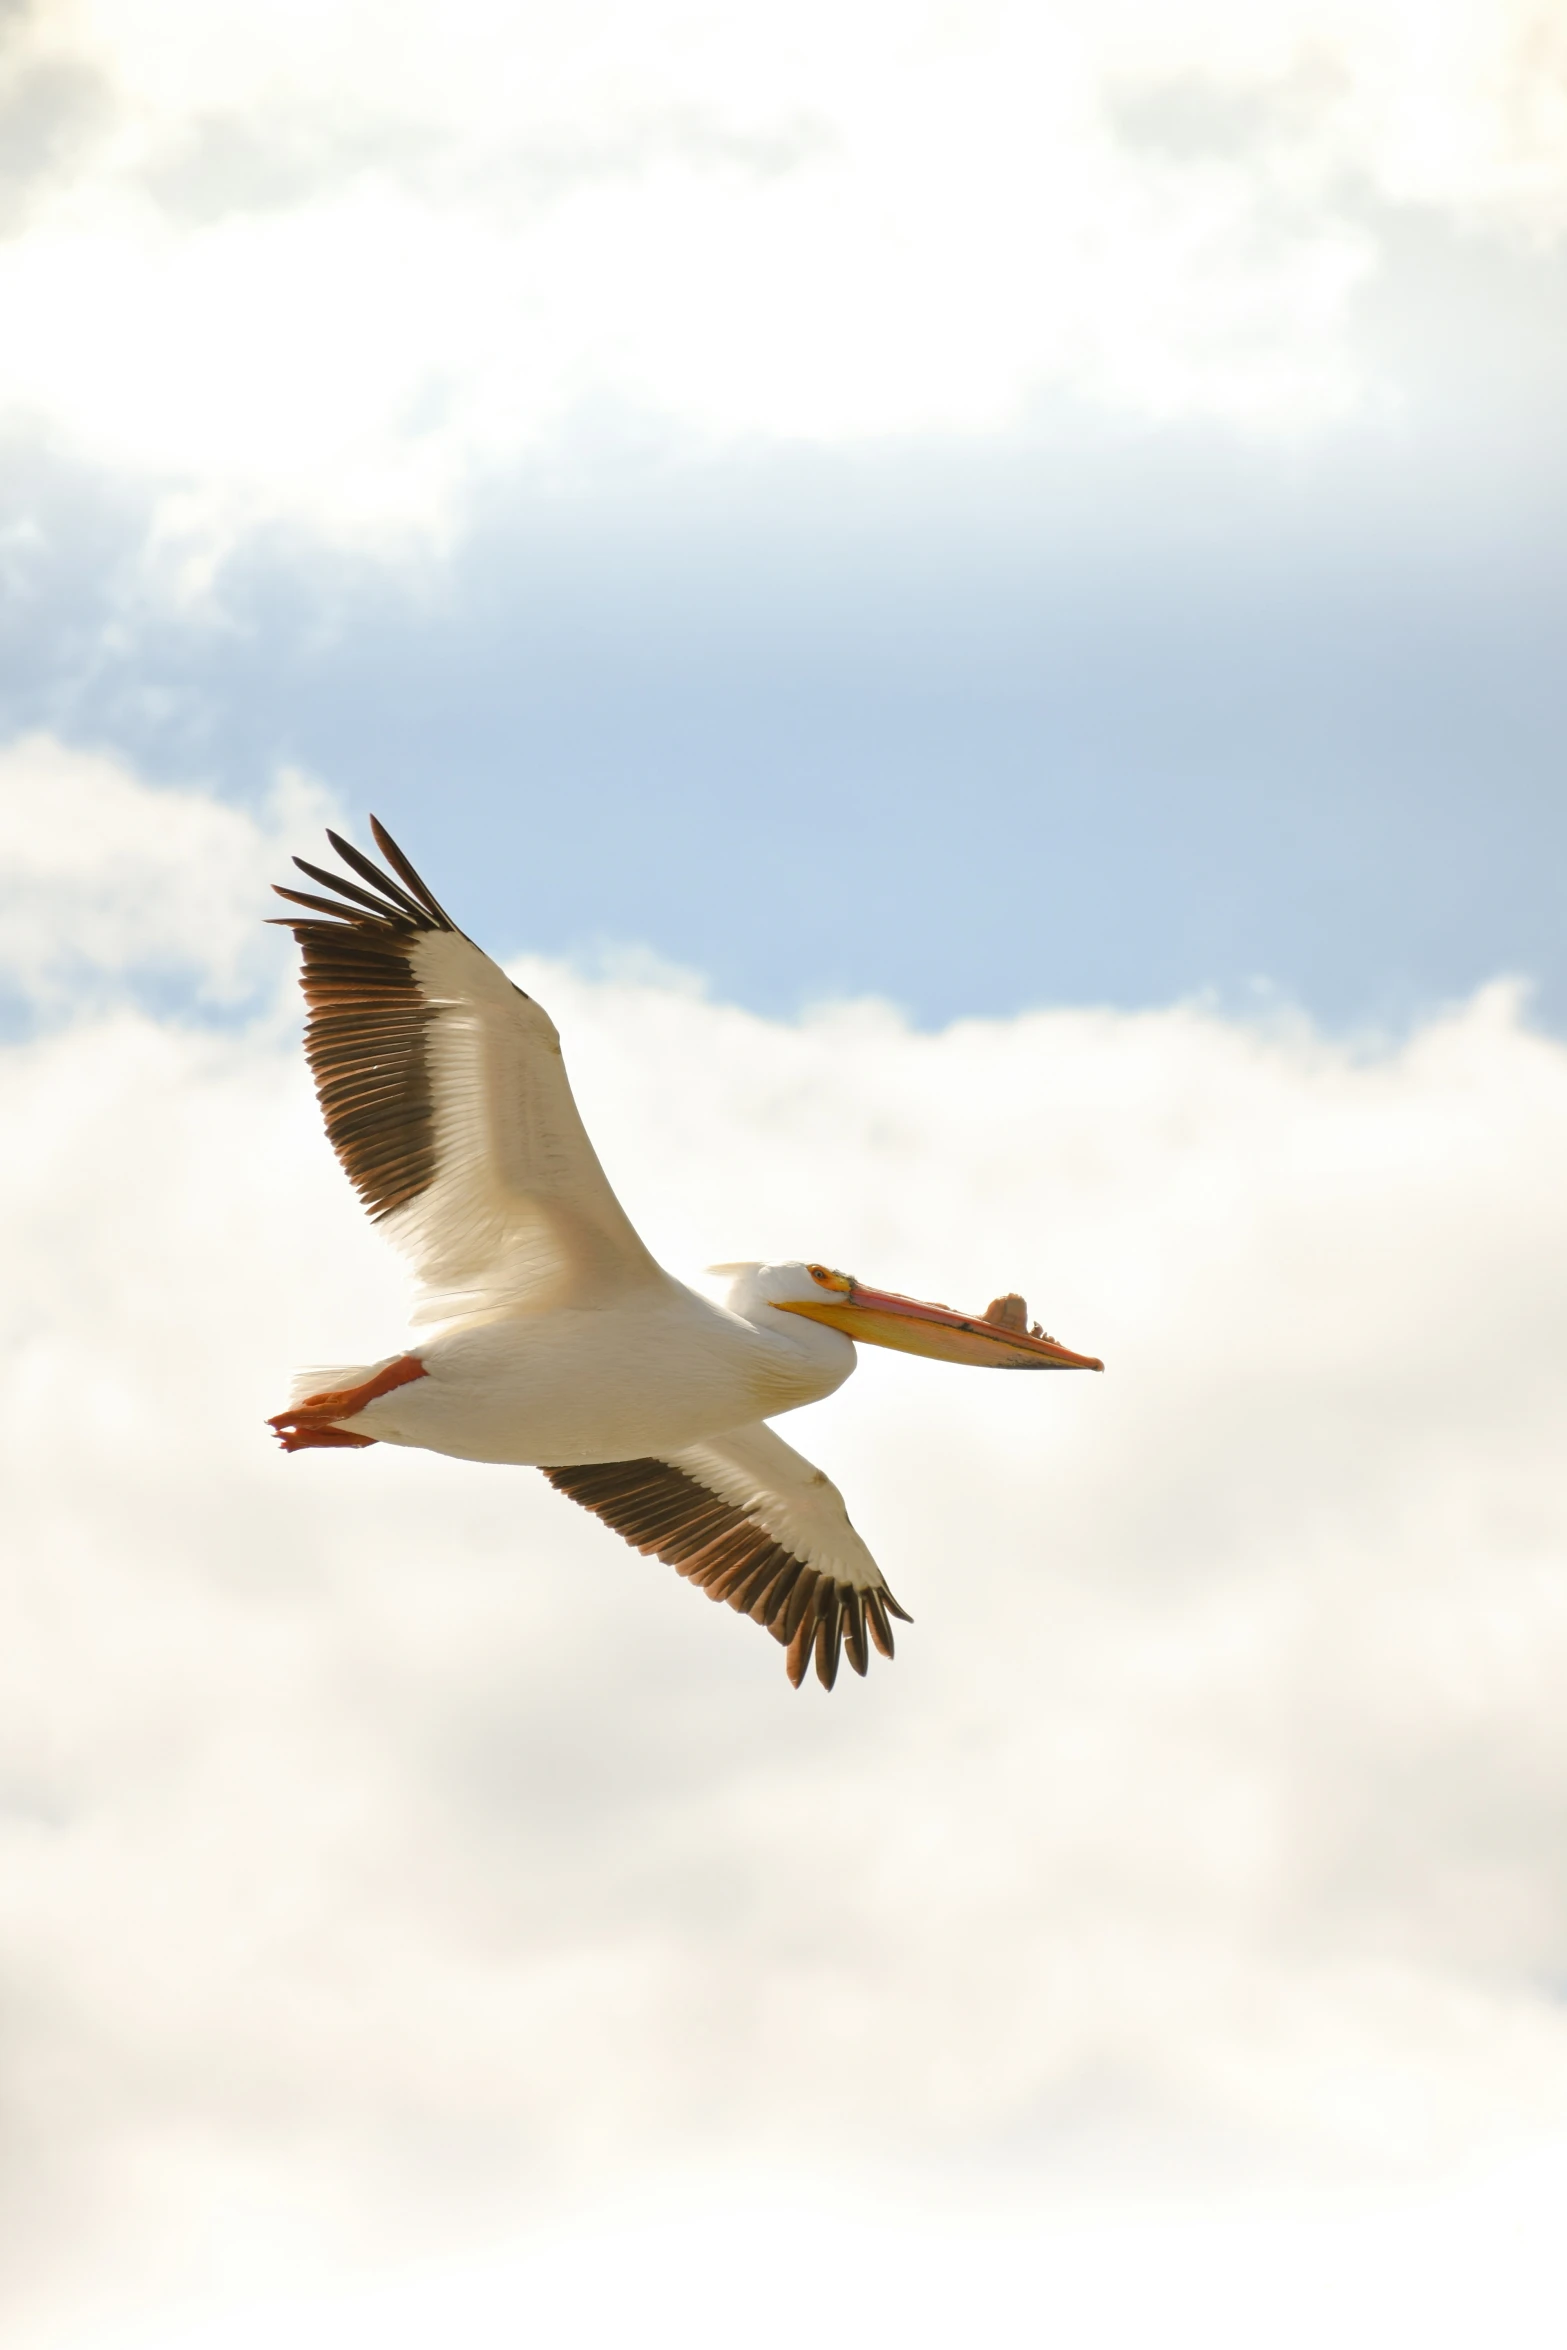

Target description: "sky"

left=2, top=0, right=1564, bottom=1028
left=4, top=0, right=1567, bottom=2342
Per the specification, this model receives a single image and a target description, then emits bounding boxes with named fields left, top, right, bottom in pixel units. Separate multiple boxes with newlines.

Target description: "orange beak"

left=777, top=1270, right=1103, bottom=1371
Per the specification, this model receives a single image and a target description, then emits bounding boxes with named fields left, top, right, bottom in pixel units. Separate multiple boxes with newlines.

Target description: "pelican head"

left=723, top=1260, right=1103, bottom=1371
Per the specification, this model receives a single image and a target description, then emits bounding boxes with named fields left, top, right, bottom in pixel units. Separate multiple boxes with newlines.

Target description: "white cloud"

left=3, top=745, right=1567, bottom=2340
left=33, top=2160, right=1567, bottom=2350
left=0, top=0, right=1563, bottom=554
left=0, top=734, right=331, bottom=1005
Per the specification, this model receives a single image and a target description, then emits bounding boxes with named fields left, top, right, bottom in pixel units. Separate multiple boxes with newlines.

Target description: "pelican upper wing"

left=272, top=820, right=660, bottom=1316
left=542, top=1420, right=912, bottom=1689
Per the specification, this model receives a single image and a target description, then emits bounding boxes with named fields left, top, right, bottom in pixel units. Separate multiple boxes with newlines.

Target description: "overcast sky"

left=5, top=1, right=1567, bottom=2342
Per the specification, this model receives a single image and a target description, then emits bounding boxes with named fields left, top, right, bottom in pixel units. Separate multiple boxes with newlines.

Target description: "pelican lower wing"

left=541, top=1420, right=911, bottom=1690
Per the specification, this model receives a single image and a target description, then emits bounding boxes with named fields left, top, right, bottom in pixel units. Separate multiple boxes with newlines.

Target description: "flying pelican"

left=267, top=821, right=1103, bottom=1689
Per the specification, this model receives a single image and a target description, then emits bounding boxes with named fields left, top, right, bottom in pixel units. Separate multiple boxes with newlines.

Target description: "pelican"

left=267, top=821, right=1103, bottom=1689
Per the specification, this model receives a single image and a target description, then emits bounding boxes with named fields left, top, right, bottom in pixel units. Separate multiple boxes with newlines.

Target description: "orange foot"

left=274, top=1423, right=378, bottom=1453
left=267, top=1353, right=427, bottom=1453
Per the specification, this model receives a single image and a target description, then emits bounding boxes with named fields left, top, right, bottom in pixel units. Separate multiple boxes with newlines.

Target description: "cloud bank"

left=1, top=0, right=1563, bottom=551
left=0, top=734, right=328, bottom=1008
left=4, top=741, right=1567, bottom=2341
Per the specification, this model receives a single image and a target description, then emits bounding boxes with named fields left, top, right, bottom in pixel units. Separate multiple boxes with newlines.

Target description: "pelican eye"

left=805, top=1264, right=855, bottom=1294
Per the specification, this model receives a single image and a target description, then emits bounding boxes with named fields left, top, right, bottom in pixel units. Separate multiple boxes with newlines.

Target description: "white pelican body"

left=342, top=1270, right=855, bottom=1466
left=269, top=822, right=1102, bottom=1688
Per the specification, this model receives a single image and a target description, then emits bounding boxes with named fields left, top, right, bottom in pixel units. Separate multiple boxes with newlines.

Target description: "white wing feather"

left=661, top=1420, right=886, bottom=1593
left=389, top=930, right=660, bottom=1321
left=273, top=821, right=660, bottom=1325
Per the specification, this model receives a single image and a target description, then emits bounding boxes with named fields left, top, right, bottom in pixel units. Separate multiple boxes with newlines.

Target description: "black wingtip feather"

left=369, top=815, right=459, bottom=930
left=814, top=1595, right=843, bottom=1691
left=322, top=828, right=433, bottom=927
left=786, top=1612, right=814, bottom=1688
left=272, top=883, right=413, bottom=925
left=842, top=1588, right=869, bottom=1677
left=864, top=1589, right=895, bottom=1659
left=291, top=855, right=413, bottom=922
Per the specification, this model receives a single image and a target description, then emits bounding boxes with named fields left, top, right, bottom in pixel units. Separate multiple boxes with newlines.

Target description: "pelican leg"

left=273, top=1423, right=378, bottom=1453
left=267, top=1351, right=427, bottom=1450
